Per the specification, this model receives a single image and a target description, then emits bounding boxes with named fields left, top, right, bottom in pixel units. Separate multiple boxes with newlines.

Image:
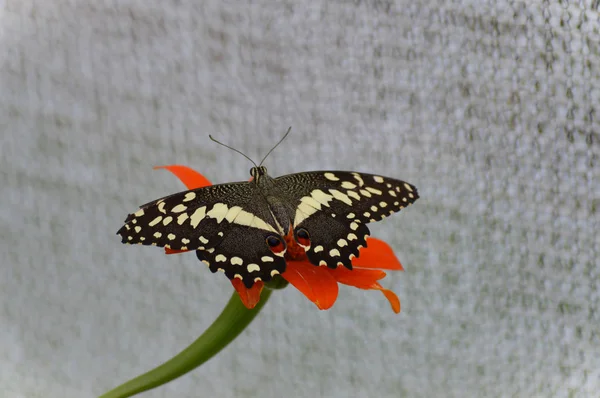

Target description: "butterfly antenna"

left=259, top=126, right=292, bottom=167
left=209, top=135, right=258, bottom=167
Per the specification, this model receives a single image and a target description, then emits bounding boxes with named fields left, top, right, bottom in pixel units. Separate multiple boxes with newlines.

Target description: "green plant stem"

left=99, top=289, right=272, bottom=398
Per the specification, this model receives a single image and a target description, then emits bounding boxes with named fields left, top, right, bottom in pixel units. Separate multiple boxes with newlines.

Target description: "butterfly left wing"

left=117, top=181, right=288, bottom=287
left=274, top=171, right=419, bottom=269
left=196, top=225, right=287, bottom=288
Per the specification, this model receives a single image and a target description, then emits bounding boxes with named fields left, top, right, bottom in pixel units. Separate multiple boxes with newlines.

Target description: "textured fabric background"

left=1, top=1, right=599, bottom=397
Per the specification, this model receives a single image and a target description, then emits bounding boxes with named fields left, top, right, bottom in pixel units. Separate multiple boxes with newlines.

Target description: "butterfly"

left=117, top=131, right=419, bottom=289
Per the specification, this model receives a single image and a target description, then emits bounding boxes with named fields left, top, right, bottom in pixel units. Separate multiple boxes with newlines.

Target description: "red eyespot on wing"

left=295, top=228, right=310, bottom=248
left=266, top=235, right=286, bottom=254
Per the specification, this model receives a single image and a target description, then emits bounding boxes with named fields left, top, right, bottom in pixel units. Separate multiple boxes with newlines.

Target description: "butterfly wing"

left=274, top=171, right=419, bottom=269
left=196, top=225, right=287, bottom=288
left=117, top=181, right=287, bottom=286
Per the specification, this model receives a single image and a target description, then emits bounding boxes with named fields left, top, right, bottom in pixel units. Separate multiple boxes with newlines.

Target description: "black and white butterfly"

left=117, top=133, right=419, bottom=288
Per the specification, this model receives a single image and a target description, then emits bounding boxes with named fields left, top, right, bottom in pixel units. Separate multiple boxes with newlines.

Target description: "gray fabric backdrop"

left=1, top=1, right=599, bottom=397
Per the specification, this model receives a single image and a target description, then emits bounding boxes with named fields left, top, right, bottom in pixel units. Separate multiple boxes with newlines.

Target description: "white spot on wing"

left=352, top=173, right=365, bottom=186
left=211, top=204, right=276, bottom=233
left=312, top=189, right=334, bottom=206
left=360, top=189, right=372, bottom=198
left=347, top=213, right=355, bottom=219
left=294, top=190, right=334, bottom=225
left=216, top=254, right=227, bottom=262
left=199, top=236, right=209, bottom=244
left=249, top=214, right=276, bottom=232
left=314, top=245, right=324, bottom=253
left=167, top=233, right=176, bottom=240
left=190, top=206, right=207, bottom=228
left=404, top=183, right=413, bottom=192
left=171, top=204, right=188, bottom=213
left=373, top=176, right=384, bottom=183
left=347, top=191, right=361, bottom=200
left=247, top=263, right=261, bottom=273
left=337, top=239, right=348, bottom=247
left=347, top=233, right=358, bottom=241
left=379, top=201, right=387, bottom=208
left=207, top=203, right=229, bottom=223
left=329, top=248, right=341, bottom=257
left=350, top=222, right=359, bottom=231
left=224, top=206, right=244, bottom=223
left=148, top=216, right=162, bottom=227
left=181, top=238, right=190, bottom=245
left=183, top=192, right=196, bottom=202
left=162, top=216, right=173, bottom=226
left=134, top=226, right=141, bottom=233
left=153, top=232, right=162, bottom=238
left=366, top=187, right=382, bottom=195
left=341, top=181, right=357, bottom=189
left=231, top=257, right=243, bottom=266
left=270, top=270, right=280, bottom=276
left=177, top=213, right=189, bottom=225
left=134, top=209, right=145, bottom=217
left=261, top=256, right=274, bottom=263
left=158, top=202, right=167, bottom=214
left=329, top=189, right=353, bottom=206
left=324, top=172, right=339, bottom=181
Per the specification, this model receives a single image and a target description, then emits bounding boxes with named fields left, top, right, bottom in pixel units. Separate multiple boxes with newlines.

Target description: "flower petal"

left=326, top=267, right=386, bottom=289
left=230, top=279, right=264, bottom=309
left=165, top=248, right=192, bottom=255
left=283, top=260, right=339, bottom=310
left=371, top=282, right=401, bottom=313
left=352, top=237, right=404, bottom=270
left=154, top=165, right=212, bottom=189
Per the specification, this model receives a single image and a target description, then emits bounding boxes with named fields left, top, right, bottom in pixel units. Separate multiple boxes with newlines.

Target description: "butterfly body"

left=118, top=166, right=418, bottom=288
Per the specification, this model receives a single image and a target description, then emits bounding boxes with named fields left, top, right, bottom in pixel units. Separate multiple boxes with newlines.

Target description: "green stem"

left=99, top=289, right=272, bottom=398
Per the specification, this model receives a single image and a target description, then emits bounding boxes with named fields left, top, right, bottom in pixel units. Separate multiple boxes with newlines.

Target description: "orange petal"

left=153, top=165, right=212, bottom=189
left=352, top=237, right=403, bottom=270
left=326, top=267, right=386, bottom=289
left=164, top=248, right=192, bottom=255
left=371, top=282, right=401, bottom=313
left=282, top=260, right=339, bottom=310
left=231, top=279, right=264, bottom=309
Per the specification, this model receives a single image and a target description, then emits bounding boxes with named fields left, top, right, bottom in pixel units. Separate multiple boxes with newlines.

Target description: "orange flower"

left=155, top=165, right=403, bottom=313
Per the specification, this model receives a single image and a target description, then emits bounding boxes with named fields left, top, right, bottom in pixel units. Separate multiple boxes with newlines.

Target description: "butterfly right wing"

left=274, top=171, right=419, bottom=270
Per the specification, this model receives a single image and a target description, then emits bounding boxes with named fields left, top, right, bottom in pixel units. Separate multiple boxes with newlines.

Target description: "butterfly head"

left=250, top=166, right=269, bottom=182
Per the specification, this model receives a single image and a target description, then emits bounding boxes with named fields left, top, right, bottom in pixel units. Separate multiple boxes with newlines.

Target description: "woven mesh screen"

left=1, top=1, right=599, bottom=397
